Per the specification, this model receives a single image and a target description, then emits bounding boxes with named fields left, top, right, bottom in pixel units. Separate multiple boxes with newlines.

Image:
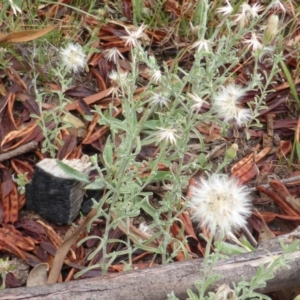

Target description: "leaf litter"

left=0, top=0, right=299, bottom=296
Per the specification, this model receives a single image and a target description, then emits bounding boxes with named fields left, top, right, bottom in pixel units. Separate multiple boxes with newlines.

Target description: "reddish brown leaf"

left=0, top=225, right=35, bottom=251
left=68, top=145, right=82, bottom=159
left=231, top=153, right=253, bottom=174
left=81, top=113, right=100, bottom=144
left=276, top=140, right=292, bottom=158
left=269, top=180, right=292, bottom=200
left=254, top=211, right=300, bottom=223
left=169, top=222, right=190, bottom=261
left=260, top=156, right=274, bottom=173
left=65, top=86, right=95, bottom=98
left=36, top=220, right=64, bottom=250
left=164, top=0, right=181, bottom=17
left=7, top=92, right=18, bottom=130
left=9, top=183, right=19, bottom=223
left=11, top=159, right=34, bottom=179
left=1, top=175, right=13, bottom=223
left=1, top=120, right=56, bottom=151
left=1, top=178, right=13, bottom=198
left=1, top=122, right=37, bottom=150
left=23, top=251, right=44, bottom=267
left=260, top=96, right=288, bottom=115
left=40, top=241, right=57, bottom=257
left=6, top=67, right=27, bottom=91
left=16, top=93, right=40, bottom=116
left=248, top=214, right=263, bottom=233
left=0, top=240, right=27, bottom=261
left=36, top=246, right=50, bottom=262
left=65, top=88, right=113, bottom=111
left=82, top=108, right=122, bottom=144
left=64, top=267, right=76, bottom=282
left=257, top=185, right=300, bottom=218
left=0, top=202, right=3, bottom=224
left=85, top=227, right=102, bottom=248
left=232, top=147, right=271, bottom=183
left=16, top=218, right=46, bottom=237
left=2, top=194, right=10, bottom=224
left=71, top=231, right=86, bottom=259
left=0, top=97, right=18, bottom=149
left=57, top=134, right=77, bottom=160
left=6, top=273, right=21, bottom=288
left=296, top=116, right=300, bottom=143
left=231, top=162, right=254, bottom=184
left=178, top=211, right=205, bottom=256
left=275, top=78, right=300, bottom=91
left=131, top=252, right=152, bottom=264
left=120, top=0, right=132, bottom=20
left=18, top=194, right=26, bottom=210
left=90, top=67, right=106, bottom=91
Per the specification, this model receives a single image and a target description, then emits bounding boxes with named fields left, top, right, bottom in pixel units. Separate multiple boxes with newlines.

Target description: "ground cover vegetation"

left=0, top=0, right=300, bottom=298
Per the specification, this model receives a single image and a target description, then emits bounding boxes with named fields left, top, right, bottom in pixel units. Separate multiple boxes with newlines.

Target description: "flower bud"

left=263, top=15, right=279, bottom=44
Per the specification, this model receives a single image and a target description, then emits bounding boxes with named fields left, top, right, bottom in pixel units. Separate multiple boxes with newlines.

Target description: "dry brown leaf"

left=47, top=208, right=97, bottom=284
left=65, top=88, right=113, bottom=111
left=6, top=67, right=28, bottom=91
left=286, top=196, right=300, bottom=213
left=257, top=223, right=276, bottom=244
left=257, top=185, right=300, bottom=217
left=256, top=211, right=276, bottom=245
left=26, top=263, right=49, bottom=287
left=0, top=25, right=57, bottom=43
left=1, top=123, right=37, bottom=149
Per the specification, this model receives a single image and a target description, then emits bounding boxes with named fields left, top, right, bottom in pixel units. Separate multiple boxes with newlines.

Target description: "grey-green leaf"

left=56, top=160, right=90, bottom=183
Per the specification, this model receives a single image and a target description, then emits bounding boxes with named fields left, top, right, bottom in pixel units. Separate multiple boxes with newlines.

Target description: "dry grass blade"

left=0, top=25, right=58, bottom=43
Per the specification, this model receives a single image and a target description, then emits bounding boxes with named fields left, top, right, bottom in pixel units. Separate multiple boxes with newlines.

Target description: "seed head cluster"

left=213, top=84, right=251, bottom=126
left=156, top=127, right=179, bottom=145
left=121, top=24, right=148, bottom=48
left=60, top=43, right=86, bottom=73
left=189, top=174, right=252, bottom=238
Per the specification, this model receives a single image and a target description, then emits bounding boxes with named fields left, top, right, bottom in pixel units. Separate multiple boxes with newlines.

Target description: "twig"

left=0, top=141, right=38, bottom=162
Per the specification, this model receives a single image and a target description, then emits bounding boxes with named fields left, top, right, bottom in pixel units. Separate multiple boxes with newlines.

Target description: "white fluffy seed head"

left=216, top=0, right=233, bottom=16
left=234, top=3, right=263, bottom=27
left=103, top=47, right=124, bottom=63
left=150, top=93, right=170, bottom=108
left=60, top=43, right=86, bottom=73
left=9, top=0, right=22, bottom=15
left=244, top=32, right=262, bottom=52
left=213, top=84, right=252, bottom=126
left=150, top=70, right=162, bottom=84
left=156, top=127, right=179, bottom=145
left=189, top=174, right=252, bottom=239
left=121, top=24, right=148, bottom=48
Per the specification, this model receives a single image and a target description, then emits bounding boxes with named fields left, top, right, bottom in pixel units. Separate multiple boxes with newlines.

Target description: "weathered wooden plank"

left=0, top=246, right=300, bottom=300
